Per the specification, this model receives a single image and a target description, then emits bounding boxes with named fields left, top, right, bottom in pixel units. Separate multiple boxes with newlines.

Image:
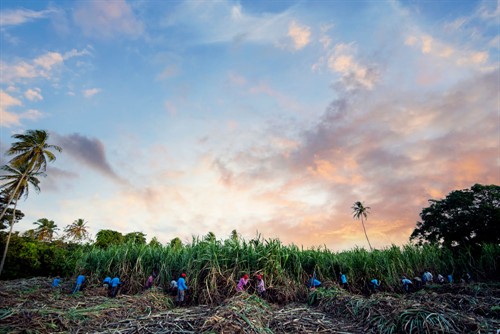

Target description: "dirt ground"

left=0, top=277, right=499, bottom=333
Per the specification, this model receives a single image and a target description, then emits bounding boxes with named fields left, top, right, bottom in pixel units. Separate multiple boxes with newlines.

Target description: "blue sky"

left=0, top=0, right=499, bottom=250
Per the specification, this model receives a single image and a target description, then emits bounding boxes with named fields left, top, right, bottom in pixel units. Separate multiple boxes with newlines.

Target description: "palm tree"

left=0, top=163, right=43, bottom=275
left=351, top=201, right=373, bottom=251
left=0, top=130, right=62, bottom=222
left=64, top=218, right=90, bottom=242
left=34, top=218, right=59, bottom=242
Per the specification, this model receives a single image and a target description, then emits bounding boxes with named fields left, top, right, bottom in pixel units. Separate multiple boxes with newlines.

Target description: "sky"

left=0, top=0, right=499, bottom=251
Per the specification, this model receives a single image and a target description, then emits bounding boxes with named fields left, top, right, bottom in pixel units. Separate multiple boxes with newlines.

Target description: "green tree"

left=0, top=192, right=24, bottom=230
left=34, top=218, right=59, bottom=242
left=95, top=229, right=124, bottom=248
left=124, top=232, right=146, bottom=245
left=64, top=218, right=90, bottom=243
left=0, top=130, right=62, bottom=222
left=410, top=184, right=500, bottom=248
left=0, top=164, right=43, bottom=275
left=170, top=237, right=182, bottom=249
left=230, top=229, right=239, bottom=241
left=149, top=236, right=162, bottom=248
left=351, top=201, right=373, bottom=251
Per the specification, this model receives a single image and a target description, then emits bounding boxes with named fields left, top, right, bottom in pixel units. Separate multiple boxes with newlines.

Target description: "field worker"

left=368, top=278, right=380, bottom=292
left=108, top=277, right=122, bottom=298
left=447, top=274, right=453, bottom=284
left=256, top=274, right=266, bottom=297
left=103, top=276, right=111, bottom=287
left=236, top=274, right=250, bottom=292
left=52, top=276, right=61, bottom=288
left=308, top=275, right=321, bottom=289
left=413, top=276, right=422, bottom=290
left=437, top=274, right=445, bottom=284
left=145, top=272, right=156, bottom=290
left=72, top=274, right=86, bottom=294
left=401, top=276, right=413, bottom=293
left=425, top=271, right=433, bottom=284
left=340, top=273, right=348, bottom=289
left=176, top=273, right=188, bottom=306
left=170, top=277, right=178, bottom=296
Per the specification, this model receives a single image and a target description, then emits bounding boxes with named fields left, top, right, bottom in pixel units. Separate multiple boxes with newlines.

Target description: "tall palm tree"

left=0, top=163, right=43, bottom=275
left=34, top=218, right=59, bottom=242
left=64, top=218, right=90, bottom=242
left=0, top=130, right=62, bottom=222
left=352, top=201, right=373, bottom=251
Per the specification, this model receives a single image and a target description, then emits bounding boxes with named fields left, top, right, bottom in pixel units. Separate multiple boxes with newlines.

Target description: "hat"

left=243, top=274, right=249, bottom=279
left=257, top=275, right=262, bottom=280
left=181, top=273, right=186, bottom=277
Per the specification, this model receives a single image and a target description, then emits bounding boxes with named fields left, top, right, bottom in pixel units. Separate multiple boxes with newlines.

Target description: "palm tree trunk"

left=0, top=170, right=28, bottom=222
left=0, top=199, right=17, bottom=276
left=361, top=217, right=373, bottom=251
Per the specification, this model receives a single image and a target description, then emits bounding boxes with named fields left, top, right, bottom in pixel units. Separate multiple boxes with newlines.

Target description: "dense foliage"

left=0, top=232, right=80, bottom=279
left=411, top=184, right=500, bottom=248
left=2, top=229, right=499, bottom=304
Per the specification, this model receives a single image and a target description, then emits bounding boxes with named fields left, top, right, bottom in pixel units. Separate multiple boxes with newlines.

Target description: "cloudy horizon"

left=1, top=0, right=499, bottom=250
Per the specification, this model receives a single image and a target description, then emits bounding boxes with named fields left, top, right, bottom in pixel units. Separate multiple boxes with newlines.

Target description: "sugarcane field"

left=1, top=238, right=499, bottom=334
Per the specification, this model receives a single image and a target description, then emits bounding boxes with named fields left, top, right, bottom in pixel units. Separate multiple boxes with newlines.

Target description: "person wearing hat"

left=176, top=273, right=188, bottom=306
left=256, top=274, right=266, bottom=298
left=236, top=274, right=249, bottom=292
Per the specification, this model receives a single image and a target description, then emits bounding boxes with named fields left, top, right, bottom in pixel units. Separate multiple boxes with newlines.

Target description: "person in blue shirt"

left=72, top=274, right=86, bottom=294
left=368, top=278, right=380, bottom=293
left=108, top=277, right=122, bottom=297
left=103, top=276, right=111, bottom=287
left=176, top=273, right=189, bottom=306
left=52, top=276, right=61, bottom=288
left=447, top=274, right=453, bottom=284
left=401, top=276, right=413, bottom=293
left=340, top=273, right=348, bottom=289
left=308, top=275, right=321, bottom=289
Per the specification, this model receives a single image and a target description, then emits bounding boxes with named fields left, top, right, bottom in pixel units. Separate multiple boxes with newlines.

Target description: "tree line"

left=1, top=129, right=499, bottom=279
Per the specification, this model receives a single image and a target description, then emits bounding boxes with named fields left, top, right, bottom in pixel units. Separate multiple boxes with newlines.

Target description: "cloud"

left=83, top=88, right=101, bottom=98
left=0, top=48, right=91, bottom=84
left=54, top=133, right=122, bottom=181
left=0, top=90, right=22, bottom=127
left=205, top=65, right=499, bottom=249
left=0, top=90, right=44, bottom=128
left=24, top=88, right=43, bottom=101
left=163, top=1, right=296, bottom=46
left=288, top=21, right=311, bottom=50
left=0, top=8, right=55, bottom=27
left=73, top=0, right=144, bottom=39
left=405, top=33, right=490, bottom=67
left=326, top=43, right=378, bottom=90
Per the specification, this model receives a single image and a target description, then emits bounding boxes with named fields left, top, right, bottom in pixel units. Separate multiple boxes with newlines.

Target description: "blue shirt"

left=52, top=278, right=60, bottom=287
left=309, top=278, right=321, bottom=287
left=402, top=278, right=412, bottom=285
left=110, top=277, right=121, bottom=287
left=371, top=279, right=379, bottom=286
left=177, top=277, right=188, bottom=290
left=103, top=277, right=111, bottom=284
left=341, top=274, right=347, bottom=284
left=76, top=275, right=85, bottom=285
